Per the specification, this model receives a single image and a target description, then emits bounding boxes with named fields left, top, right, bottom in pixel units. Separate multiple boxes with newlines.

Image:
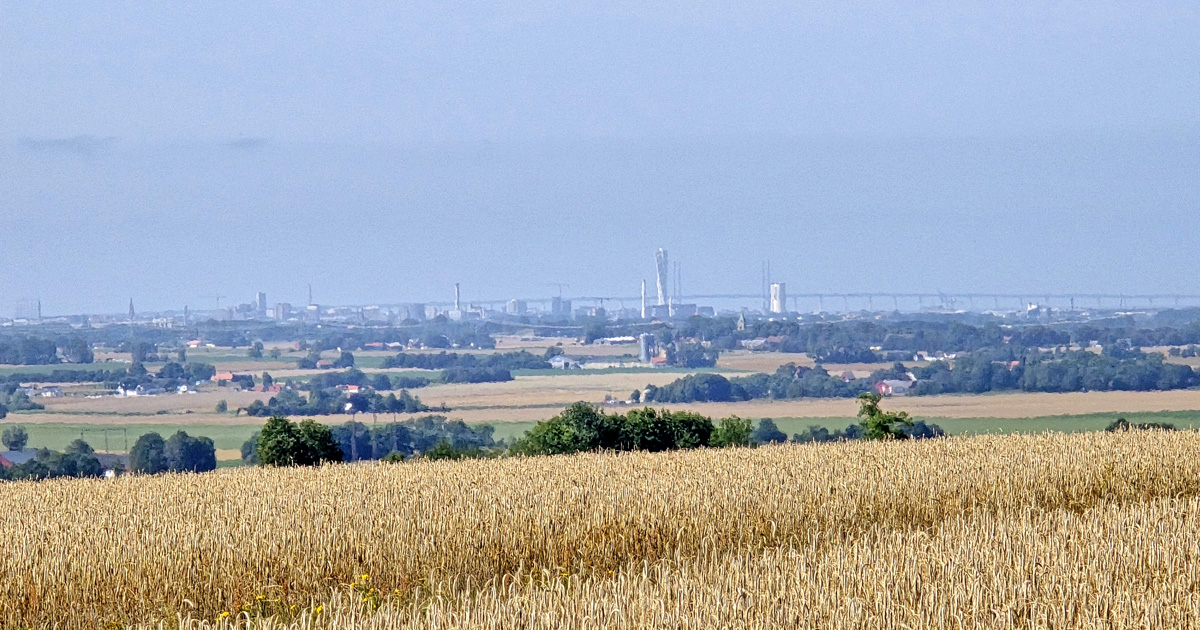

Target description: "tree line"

left=644, top=349, right=1200, bottom=404
left=240, top=386, right=433, bottom=417
left=380, top=350, right=552, bottom=371
left=241, top=414, right=497, bottom=465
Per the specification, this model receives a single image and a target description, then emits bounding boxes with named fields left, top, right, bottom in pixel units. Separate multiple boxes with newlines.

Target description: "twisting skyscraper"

left=655, top=248, right=669, bottom=306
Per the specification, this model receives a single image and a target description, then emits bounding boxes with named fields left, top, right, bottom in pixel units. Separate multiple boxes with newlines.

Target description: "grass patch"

left=7, top=423, right=264, bottom=453
left=0, top=363, right=127, bottom=377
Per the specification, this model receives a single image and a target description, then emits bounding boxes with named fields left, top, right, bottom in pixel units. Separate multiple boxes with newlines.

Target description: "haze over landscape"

left=9, top=3, right=1200, bottom=628
left=3, top=1, right=1198, bottom=313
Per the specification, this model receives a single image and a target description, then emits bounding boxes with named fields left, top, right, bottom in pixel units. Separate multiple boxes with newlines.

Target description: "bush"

left=709, top=416, right=753, bottom=448
left=750, top=418, right=788, bottom=445
left=241, top=431, right=261, bottom=465
left=425, top=440, right=484, bottom=461
left=1106, top=417, right=1176, bottom=432
left=2, top=425, right=28, bottom=451
left=441, top=367, right=513, bottom=384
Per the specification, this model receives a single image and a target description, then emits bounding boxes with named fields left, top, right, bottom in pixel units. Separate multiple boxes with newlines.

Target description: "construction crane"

left=579, top=297, right=613, bottom=309
left=542, top=282, right=570, bottom=297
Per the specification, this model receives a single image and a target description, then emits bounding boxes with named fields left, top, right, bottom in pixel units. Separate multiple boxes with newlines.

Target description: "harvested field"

left=37, top=389, right=269, bottom=415
left=715, top=350, right=929, bottom=374
left=2, top=431, right=1198, bottom=628
left=418, top=372, right=710, bottom=409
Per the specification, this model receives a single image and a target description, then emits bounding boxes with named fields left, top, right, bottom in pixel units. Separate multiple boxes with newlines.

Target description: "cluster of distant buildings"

left=17, top=247, right=1173, bottom=329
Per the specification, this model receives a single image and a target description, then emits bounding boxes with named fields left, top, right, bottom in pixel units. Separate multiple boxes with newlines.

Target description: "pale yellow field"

left=418, top=372, right=713, bottom=408
left=2, top=431, right=1198, bottom=629
left=715, top=350, right=929, bottom=374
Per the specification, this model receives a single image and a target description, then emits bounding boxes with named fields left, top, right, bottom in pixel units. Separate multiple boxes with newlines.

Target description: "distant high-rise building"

left=273, top=303, right=292, bottom=321
left=506, top=299, right=527, bottom=315
left=256, top=292, right=268, bottom=314
left=454, top=283, right=461, bottom=311
left=655, top=248, right=669, bottom=306
left=769, top=283, right=787, bottom=314
left=550, top=297, right=572, bottom=318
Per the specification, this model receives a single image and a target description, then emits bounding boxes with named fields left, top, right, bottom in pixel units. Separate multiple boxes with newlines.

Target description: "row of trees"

left=242, top=415, right=497, bottom=465
left=2, top=425, right=218, bottom=480
left=441, top=367, right=513, bottom=383
left=646, top=348, right=1200, bottom=404
left=240, top=387, right=431, bottom=417
left=302, top=369, right=430, bottom=392
left=128, top=431, right=217, bottom=473
left=911, top=349, right=1199, bottom=395
left=0, top=439, right=106, bottom=481
left=380, top=350, right=551, bottom=371
left=0, top=337, right=62, bottom=365
left=510, top=403, right=754, bottom=456
left=511, top=395, right=938, bottom=457
left=644, top=366, right=872, bottom=404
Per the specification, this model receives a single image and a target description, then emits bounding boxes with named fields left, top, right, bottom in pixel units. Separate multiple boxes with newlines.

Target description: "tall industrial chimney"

left=654, top=248, right=669, bottom=306
left=454, top=283, right=461, bottom=311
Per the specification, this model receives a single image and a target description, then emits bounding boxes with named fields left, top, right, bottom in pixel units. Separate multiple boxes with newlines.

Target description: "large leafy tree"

left=164, top=431, right=217, bottom=473
left=856, top=393, right=914, bottom=440
left=129, top=432, right=168, bottom=474
left=256, top=416, right=342, bottom=466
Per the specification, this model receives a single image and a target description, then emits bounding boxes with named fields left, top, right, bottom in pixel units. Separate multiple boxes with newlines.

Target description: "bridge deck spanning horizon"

left=411, top=292, right=1200, bottom=312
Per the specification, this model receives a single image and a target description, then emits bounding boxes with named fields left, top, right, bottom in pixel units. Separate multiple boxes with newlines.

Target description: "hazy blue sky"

left=1, top=2, right=1197, bottom=314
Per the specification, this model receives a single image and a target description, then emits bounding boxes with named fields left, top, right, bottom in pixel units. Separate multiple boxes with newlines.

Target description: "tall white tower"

left=654, top=248, right=669, bottom=306
left=641, top=280, right=647, bottom=319
left=769, top=282, right=787, bottom=314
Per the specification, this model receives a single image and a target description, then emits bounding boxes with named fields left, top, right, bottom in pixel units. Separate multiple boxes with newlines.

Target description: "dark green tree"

left=2, top=425, right=29, bottom=450
left=129, top=432, right=168, bottom=474
left=333, top=351, right=356, bottom=368
left=164, top=431, right=217, bottom=472
left=256, top=416, right=342, bottom=466
left=64, top=337, right=94, bottom=364
left=296, top=419, right=343, bottom=465
left=241, top=431, right=261, bottom=464
left=256, top=416, right=300, bottom=466
left=751, top=418, right=788, bottom=444
left=215, top=399, right=228, bottom=414
left=248, top=341, right=264, bottom=359
left=65, top=439, right=94, bottom=455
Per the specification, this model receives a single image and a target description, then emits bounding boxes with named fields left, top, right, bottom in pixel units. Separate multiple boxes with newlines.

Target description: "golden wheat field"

left=2, top=431, right=1199, bottom=629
